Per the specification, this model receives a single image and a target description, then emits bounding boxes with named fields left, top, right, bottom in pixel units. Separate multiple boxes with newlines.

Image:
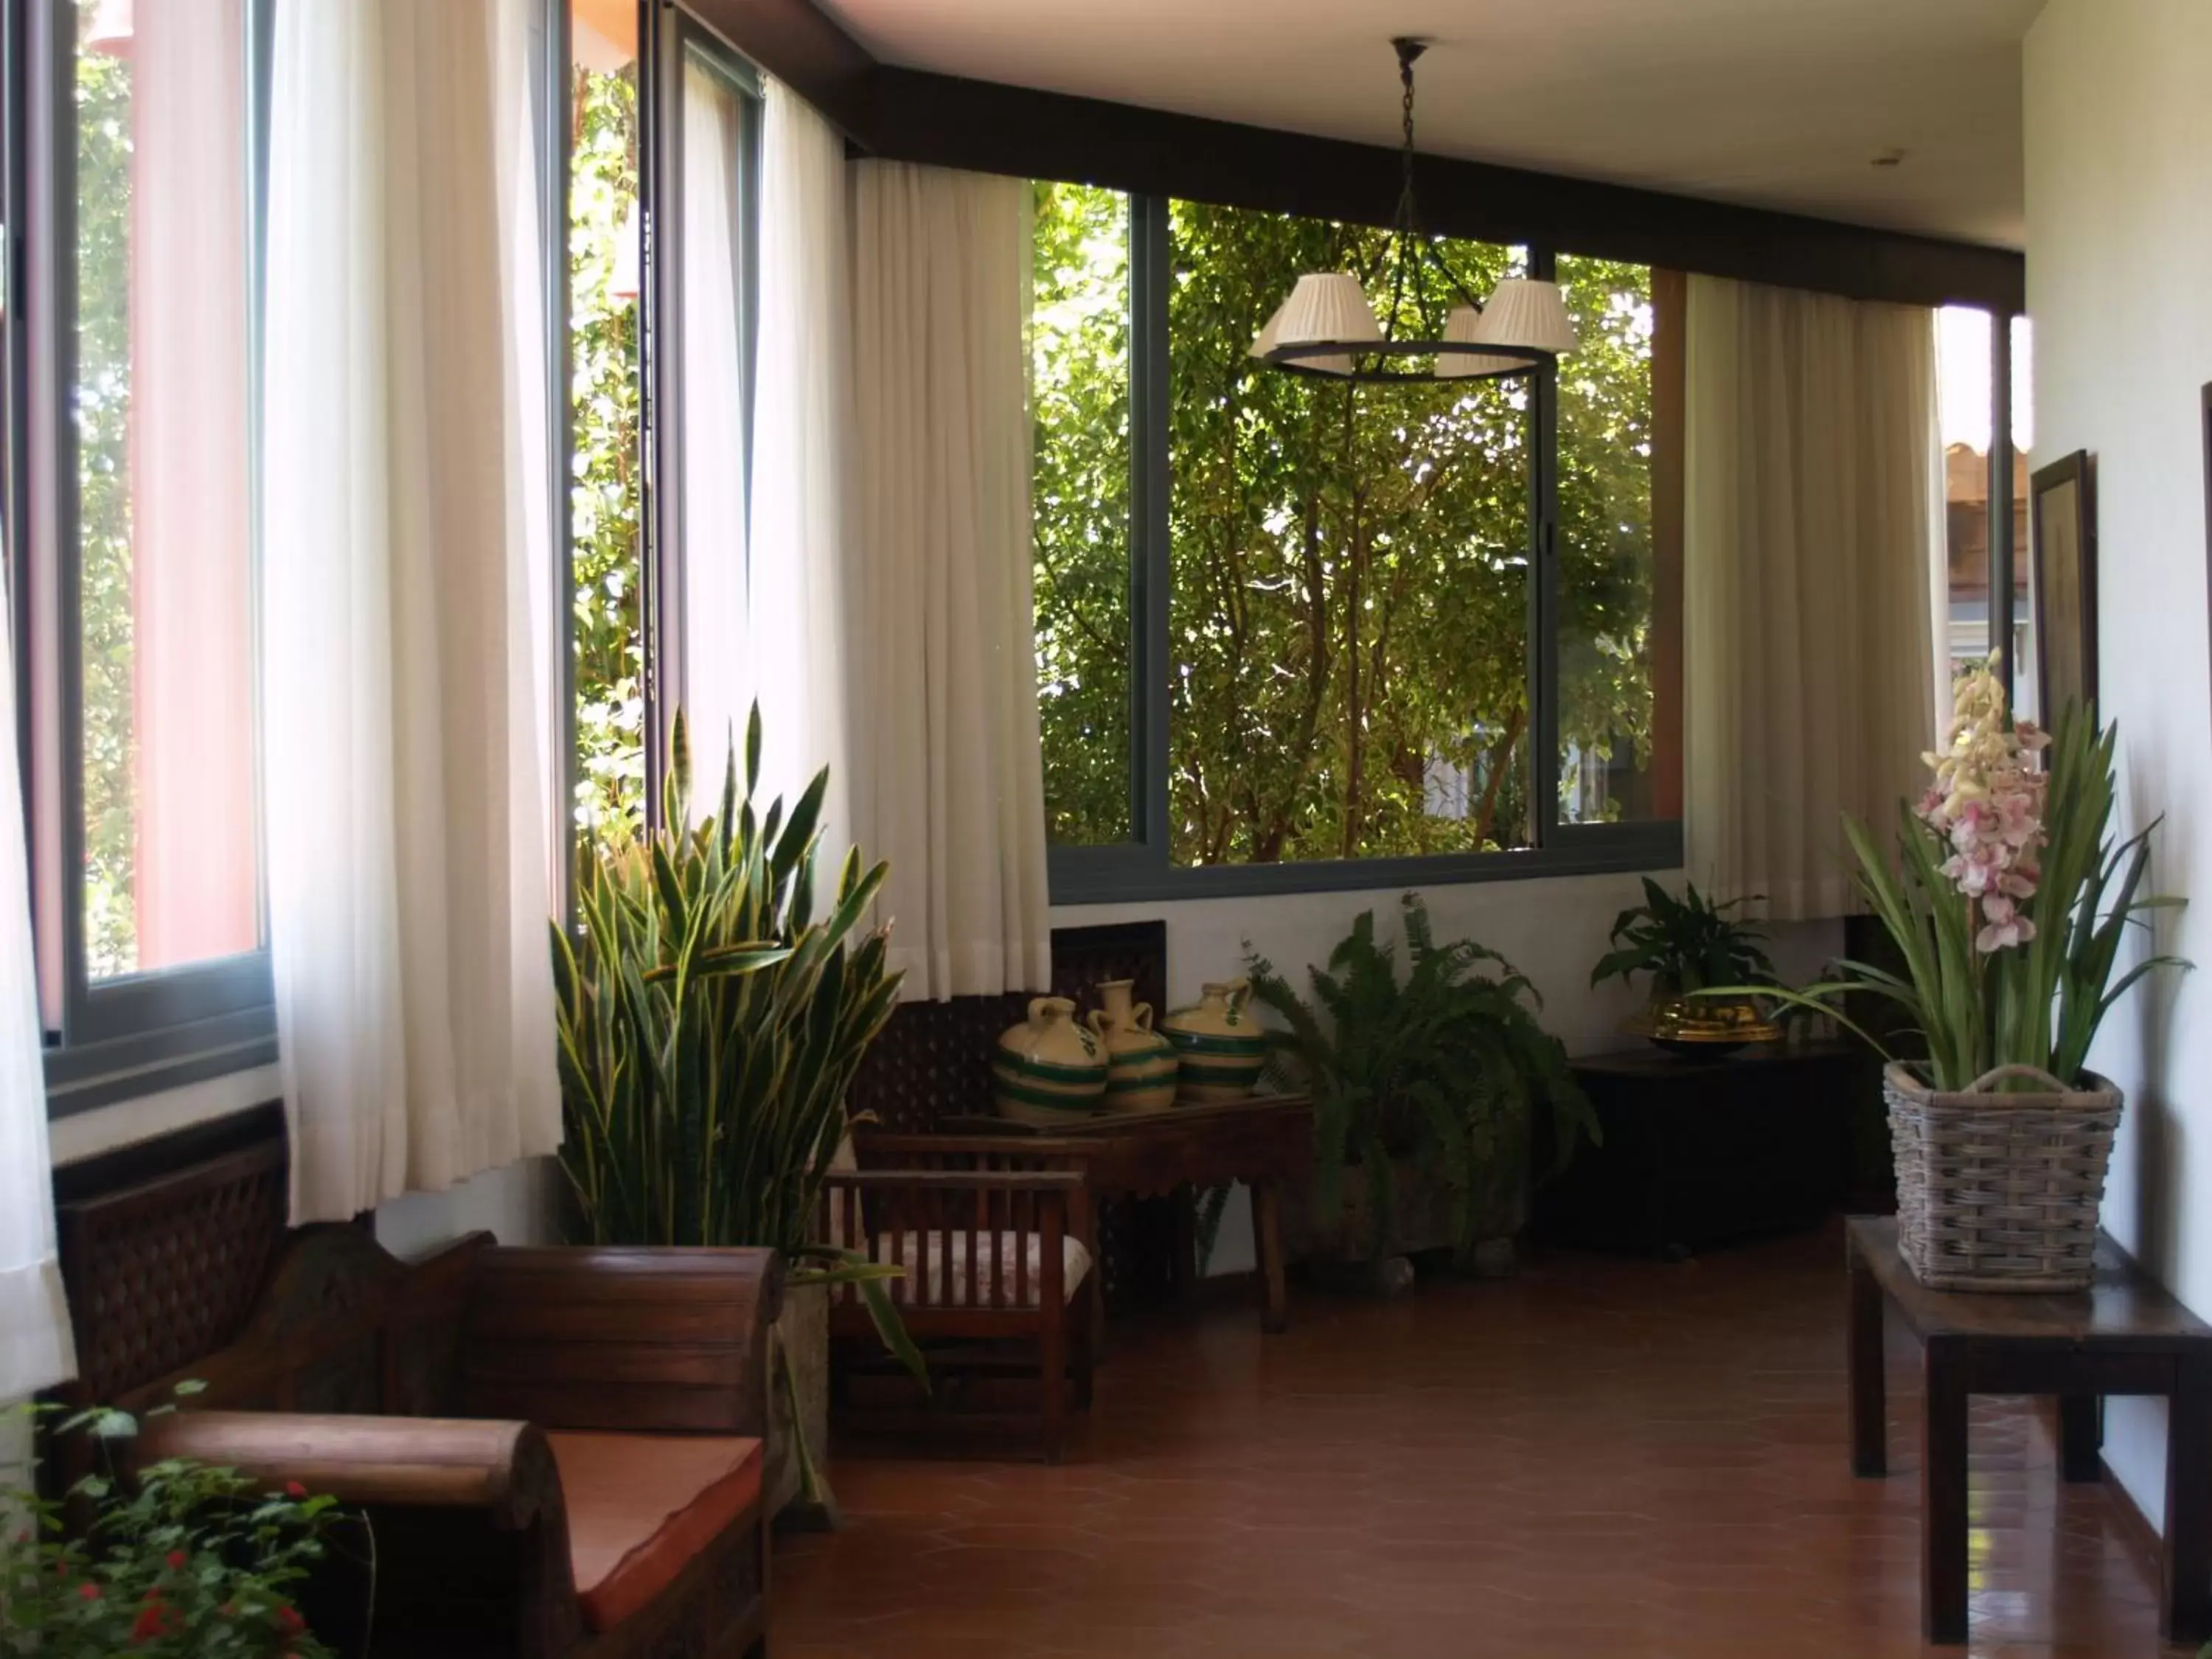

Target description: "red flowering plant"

left=1, top=1385, right=344, bottom=1657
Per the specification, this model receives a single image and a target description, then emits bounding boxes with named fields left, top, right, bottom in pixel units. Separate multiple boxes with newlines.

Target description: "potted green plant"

left=552, top=707, right=921, bottom=1516
left=1247, top=893, right=1599, bottom=1278
left=1590, top=877, right=1781, bottom=1054
left=2, top=1388, right=345, bottom=1658
left=1738, top=661, right=2186, bottom=1290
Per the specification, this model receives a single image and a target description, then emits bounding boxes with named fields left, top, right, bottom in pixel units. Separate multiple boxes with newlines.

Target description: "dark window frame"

left=17, top=0, right=571, bottom=1116
left=633, top=3, right=763, bottom=833
left=12, top=0, right=282, bottom=1116
left=1046, top=198, right=1685, bottom=905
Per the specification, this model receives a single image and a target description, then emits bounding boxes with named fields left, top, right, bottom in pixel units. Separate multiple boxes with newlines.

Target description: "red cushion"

left=546, top=1432, right=763, bottom=1633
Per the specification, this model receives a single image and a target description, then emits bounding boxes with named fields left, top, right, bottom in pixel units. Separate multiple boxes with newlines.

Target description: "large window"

left=1936, top=307, right=2025, bottom=704
left=1167, top=206, right=1531, bottom=865
left=13, top=0, right=275, bottom=1106
left=568, top=0, right=647, bottom=851
left=565, top=0, right=759, bottom=858
left=1556, top=256, right=1673, bottom=827
left=1032, top=187, right=1682, bottom=898
left=1032, top=183, right=1133, bottom=846
left=5, top=0, right=750, bottom=1107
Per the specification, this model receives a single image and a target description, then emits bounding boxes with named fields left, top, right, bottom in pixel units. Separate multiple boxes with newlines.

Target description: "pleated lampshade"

left=1469, top=278, right=1579, bottom=356
left=1248, top=291, right=1357, bottom=377
left=1435, top=304, right=1545, bottom=380
left=1275, top=272, right=1384, bottom=348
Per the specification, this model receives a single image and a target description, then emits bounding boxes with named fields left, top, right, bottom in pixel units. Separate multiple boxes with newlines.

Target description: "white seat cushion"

left=870, top=1230, right=1092, bottom=1309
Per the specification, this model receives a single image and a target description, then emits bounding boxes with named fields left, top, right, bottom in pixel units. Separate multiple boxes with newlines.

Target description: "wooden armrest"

left=145, top=1411, right=582, bottom=1659
left=462, top=1247, right=782, bottom=1436
left=825, top=1168, right=1088, bottom=1193
left=855, top=1130, right=1102, bottom=1164
left=137, top=1411, right=560, bottom=1529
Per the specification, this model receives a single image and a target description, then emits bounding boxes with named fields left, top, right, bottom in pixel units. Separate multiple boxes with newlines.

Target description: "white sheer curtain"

left=848, top=161, right=1051, bottom=1000
left=1683, top=274, right=1942, bottom=919
left=745, top=80, right=852, bottom=841
left=678, top=55, right=753, bottom=789
left=262, top=0, right=560, bottom=1223
left=1, top=601, right=74, bottom=1399
left=499, top=0, right=563, bottom=892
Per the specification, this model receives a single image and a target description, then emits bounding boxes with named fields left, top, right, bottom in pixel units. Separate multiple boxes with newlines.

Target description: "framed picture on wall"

left=2030, top=450, right=2098, bottom=722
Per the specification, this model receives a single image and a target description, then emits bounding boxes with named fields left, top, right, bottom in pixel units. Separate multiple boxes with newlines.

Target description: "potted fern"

left=551, top=707, right=920, bottom=1515
left=1247, top=894, right=1599, bottom=1279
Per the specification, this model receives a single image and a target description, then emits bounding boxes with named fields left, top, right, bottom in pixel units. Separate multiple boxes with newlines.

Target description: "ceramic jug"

left=1087, top=978, right=1179, bottom=1116
left=992, top=996, right=1108, bottom=1127
left=1162, top=977, right=1267, bottom=1103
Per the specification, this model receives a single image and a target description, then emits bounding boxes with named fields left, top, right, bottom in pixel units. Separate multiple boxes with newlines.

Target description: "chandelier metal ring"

left=1248, top=37, right=1578, bottom=385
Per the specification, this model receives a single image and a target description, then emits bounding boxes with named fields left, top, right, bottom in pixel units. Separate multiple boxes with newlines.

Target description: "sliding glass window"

left=567, top=0, right=647, bottom=852
left=564, top=0, right=758, bottom=851
left=1032, top=181, right=1133, bottom=847
left=1555, top=255, right=1678, bottom=827
left=662, top=28, right=759, bottom=779
left=1031, top=186, right=1684, bottom=900
left=13, top=0, right=275, bottom=1107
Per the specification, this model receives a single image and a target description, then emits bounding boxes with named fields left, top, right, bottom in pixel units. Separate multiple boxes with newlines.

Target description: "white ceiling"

left=821, top=0, right=2042, bottom=248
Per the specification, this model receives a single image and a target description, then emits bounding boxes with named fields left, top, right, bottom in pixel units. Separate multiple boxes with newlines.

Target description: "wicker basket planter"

left=1884, top=1062, right=2122, bottom=1293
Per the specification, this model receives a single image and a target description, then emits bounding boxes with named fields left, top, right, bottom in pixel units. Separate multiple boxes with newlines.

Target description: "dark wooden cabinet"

left=1534, top=1040, right=1877, bottom=1258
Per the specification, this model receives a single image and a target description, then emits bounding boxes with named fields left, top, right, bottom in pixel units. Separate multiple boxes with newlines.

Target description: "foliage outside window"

left=74, top=26, right=134, bottom=974
left=1166, top=204, right=1533, bottom=865
left=1030, top=186, right=1677, bottom=889
left=569, top=56, right=645, bottom=851
left=1556, top=254, right=1660, bottom=824
left=1031, top=183, right=1133, bottom=846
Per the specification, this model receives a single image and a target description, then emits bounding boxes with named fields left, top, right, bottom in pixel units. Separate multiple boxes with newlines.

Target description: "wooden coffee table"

left=942, top=1094, right=1312, bottom=1332
left=1846, top=1214, right=2212, bottom=1644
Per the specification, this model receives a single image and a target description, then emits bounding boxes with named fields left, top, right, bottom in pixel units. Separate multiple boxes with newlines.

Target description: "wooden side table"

left=1846, top=1214, right=2212, bottom=1644
left=1536, top=1040, right=1871, bottom=1256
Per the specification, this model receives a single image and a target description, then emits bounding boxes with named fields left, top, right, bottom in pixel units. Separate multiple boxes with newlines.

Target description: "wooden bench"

left=91, top=1223, right=783, bottom=1659
left=1846, top=1214, right=2212, bottom=1645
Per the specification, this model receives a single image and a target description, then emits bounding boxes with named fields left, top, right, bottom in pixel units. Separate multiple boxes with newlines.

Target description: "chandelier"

left=1250, top=38, right=1577, bottom=383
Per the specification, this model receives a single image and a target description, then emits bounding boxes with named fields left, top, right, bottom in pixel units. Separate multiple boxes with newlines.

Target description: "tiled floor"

left=774, top=1226, right=2198, bottom=1658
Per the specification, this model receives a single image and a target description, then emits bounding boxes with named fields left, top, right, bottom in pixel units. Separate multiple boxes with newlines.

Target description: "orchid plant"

left=1916, top=658, right=2049, bottom=953
left=1738, top=658, right=2184, bottom=1091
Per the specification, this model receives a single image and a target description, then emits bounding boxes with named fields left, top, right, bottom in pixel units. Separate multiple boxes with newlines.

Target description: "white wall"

left=1057, top=872, right=1842, bottom=1275
left=44, top=870, right=1812, bottom=1287
left=374, top=1159, right=557, bottom=1259
left=49, top=1064, right=282, bottom=1165
left=2024, top=0, right=2212, bottom=1531
left=1058, top=872, right=1838, bottom=1056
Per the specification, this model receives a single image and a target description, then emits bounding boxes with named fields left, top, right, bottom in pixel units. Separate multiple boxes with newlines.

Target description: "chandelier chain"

left=1253, top=36, right=1562, bottom=383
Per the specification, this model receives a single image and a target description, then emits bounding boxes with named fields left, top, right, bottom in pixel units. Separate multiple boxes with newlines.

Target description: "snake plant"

left=550, top=706, right=923, bottom=1399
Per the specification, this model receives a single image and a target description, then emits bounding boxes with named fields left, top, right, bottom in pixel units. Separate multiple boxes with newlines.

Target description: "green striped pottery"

left=1088, top=978, right=1180, bottom=1115
left=1164, top=977, right=1267, bottom=1103
left=993, top=996, right=1107, bottom=1127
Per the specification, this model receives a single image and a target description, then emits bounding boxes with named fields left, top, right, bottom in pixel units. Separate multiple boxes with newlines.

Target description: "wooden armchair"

left=823, top=1141, right=1099, bottom=1461
left=101, top=1228, right=782, bottom=1659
